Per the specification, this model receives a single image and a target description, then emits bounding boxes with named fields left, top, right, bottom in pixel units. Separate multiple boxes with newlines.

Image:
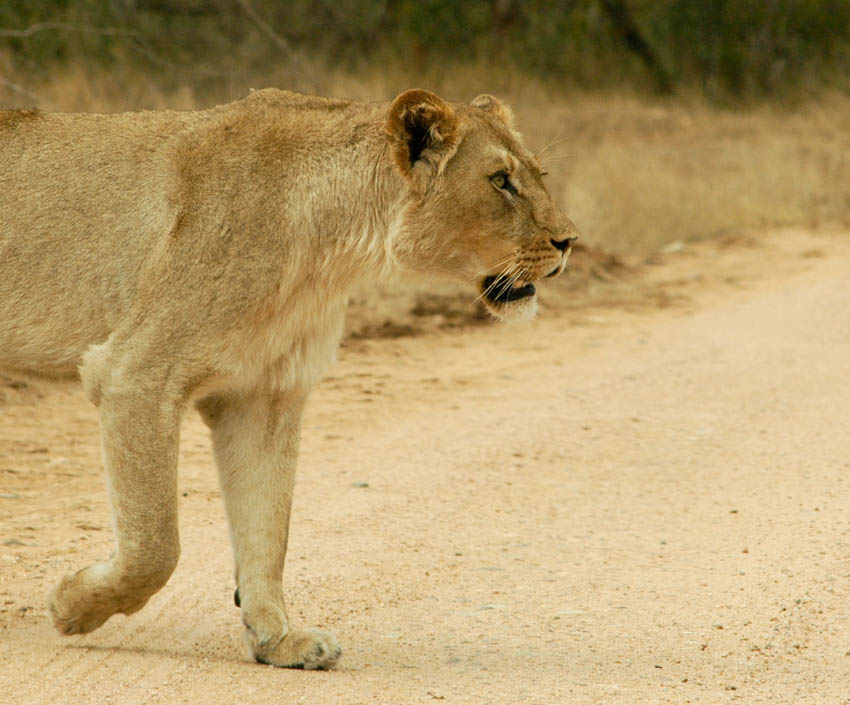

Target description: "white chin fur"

left=484, top=295, right=539, bottom=323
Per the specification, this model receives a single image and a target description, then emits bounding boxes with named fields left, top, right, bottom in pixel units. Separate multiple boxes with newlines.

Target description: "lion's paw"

left=48, top=567, right=149, bottom=635
left=254, top=629, right=342, bottom=670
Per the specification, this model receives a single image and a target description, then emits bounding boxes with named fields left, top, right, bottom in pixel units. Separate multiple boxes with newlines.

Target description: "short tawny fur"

left=0, top=88, right=574, bottom=669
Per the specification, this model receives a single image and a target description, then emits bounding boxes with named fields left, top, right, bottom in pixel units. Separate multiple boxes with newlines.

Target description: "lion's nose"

left=551, top=236, right=576, bottom=252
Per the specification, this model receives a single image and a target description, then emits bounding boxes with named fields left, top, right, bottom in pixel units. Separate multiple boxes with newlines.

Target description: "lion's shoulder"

left=240, top=88, right=355, bottom=112
left=182, top=90, right=383, bottom=164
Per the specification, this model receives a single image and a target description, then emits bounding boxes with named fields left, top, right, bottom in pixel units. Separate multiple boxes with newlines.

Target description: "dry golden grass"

left=538, top=93, right=850, bottom=256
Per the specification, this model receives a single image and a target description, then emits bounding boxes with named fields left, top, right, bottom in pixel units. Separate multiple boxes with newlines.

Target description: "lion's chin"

left=480, top=274, right=539, bottom=322
left=484, top=295, right=539, bottom=322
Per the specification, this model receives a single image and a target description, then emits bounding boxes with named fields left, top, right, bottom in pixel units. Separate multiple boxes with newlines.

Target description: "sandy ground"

left=1, top=228, right=849, bottom=704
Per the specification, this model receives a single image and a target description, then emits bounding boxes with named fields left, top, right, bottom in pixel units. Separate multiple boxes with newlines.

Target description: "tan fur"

left=0, top=88, right=574, bottom=668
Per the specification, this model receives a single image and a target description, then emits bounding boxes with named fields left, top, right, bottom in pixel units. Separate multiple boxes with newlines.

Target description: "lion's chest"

left=231, top=291, right=348, bottom=393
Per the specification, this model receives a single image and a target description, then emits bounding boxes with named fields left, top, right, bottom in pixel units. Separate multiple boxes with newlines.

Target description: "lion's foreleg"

left=197, top=386, right=342, bottom=670
left=49, top=344, right=184, bottom=635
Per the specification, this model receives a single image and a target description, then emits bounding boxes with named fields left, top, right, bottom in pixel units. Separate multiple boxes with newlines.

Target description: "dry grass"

left=536, top=93, right=850, bottom=256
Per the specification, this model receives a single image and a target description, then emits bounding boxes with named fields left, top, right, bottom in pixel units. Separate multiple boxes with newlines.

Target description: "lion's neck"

left=304, top=138, right=409, bottom=294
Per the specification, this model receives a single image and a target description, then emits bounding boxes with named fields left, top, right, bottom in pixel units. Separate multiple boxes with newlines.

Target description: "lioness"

left=0, top=88, right=575, bottom=669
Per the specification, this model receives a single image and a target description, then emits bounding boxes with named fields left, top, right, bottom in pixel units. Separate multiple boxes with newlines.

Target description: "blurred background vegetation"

left=2, top=0, right=849, bottom=103
left=1, top=1, right=849, bottom=330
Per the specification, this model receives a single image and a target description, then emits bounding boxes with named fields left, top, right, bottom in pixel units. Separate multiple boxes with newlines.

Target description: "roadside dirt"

left=1, top=228, right=849, bottom=704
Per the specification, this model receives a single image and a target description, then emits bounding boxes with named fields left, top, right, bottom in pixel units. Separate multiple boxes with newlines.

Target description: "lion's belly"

left=0, top=213, right=165, bottom=377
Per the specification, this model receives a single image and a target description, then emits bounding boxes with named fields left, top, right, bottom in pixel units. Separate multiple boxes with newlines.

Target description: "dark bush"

left=1, top=0, right=848, bottom=100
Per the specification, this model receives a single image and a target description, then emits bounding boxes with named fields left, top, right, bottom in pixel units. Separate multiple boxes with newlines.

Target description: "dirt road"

left=1, top=229, right=849, bottom=704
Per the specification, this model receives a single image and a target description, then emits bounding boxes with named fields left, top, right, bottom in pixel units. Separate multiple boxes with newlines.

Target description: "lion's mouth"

left=481, top=275, right=536, bottom=305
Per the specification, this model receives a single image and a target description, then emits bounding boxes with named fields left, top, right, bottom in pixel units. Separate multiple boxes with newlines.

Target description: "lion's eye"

left=491, top=171, right=517, bottom=194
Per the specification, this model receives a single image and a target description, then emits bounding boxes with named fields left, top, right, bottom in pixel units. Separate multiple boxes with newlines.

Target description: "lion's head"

left=386, top=89, right=577, bottom=321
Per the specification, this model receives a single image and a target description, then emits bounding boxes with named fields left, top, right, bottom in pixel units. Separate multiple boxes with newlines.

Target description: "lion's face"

left=387, top=90, right=576, bottom=321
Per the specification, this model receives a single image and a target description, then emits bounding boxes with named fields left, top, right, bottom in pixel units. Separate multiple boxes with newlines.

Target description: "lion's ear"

left=471, top=94, right=515, bottom=130
left=387, top=89, right=459, bottom=184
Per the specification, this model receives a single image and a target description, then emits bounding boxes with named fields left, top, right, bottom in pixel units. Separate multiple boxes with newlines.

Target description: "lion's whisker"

left=471, top=259, right=523, bottom=306
left=536, top=124, right=567, bottom=159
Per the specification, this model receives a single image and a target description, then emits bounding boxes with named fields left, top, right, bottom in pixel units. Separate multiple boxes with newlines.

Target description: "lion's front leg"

left=197, top=387, right=342, bottom=670
left=49, top=344, right=184, bottom=635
